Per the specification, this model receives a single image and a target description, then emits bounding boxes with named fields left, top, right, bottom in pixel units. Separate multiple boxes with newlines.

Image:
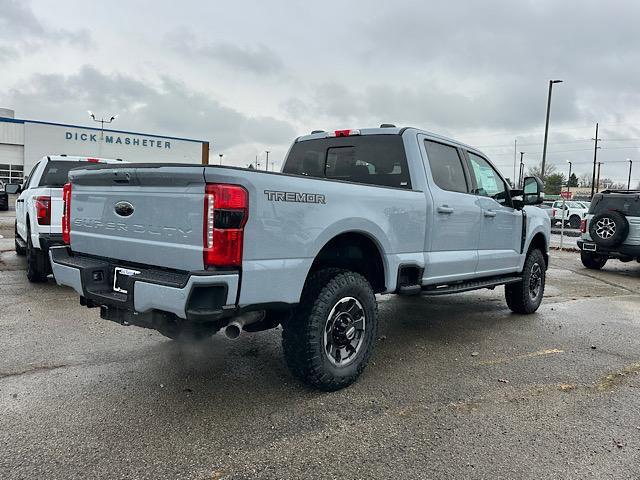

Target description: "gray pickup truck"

left=50, top=126, right=550, bottom=390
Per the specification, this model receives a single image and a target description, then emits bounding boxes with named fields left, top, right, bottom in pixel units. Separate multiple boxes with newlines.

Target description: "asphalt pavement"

left=1, top=216, right=640, bottom=479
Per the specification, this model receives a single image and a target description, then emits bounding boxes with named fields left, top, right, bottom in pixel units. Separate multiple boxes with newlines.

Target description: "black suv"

left=578, top=190, right=640, bottom=269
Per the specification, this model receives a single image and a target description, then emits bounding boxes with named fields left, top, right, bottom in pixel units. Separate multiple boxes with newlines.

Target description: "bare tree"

left=579, top=173, right=592, bottom=187
left=527, top=162, right=557, bottom=180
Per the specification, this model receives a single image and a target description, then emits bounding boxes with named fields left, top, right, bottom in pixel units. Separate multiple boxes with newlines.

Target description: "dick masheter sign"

left=65, top=131, right=171, bottom=149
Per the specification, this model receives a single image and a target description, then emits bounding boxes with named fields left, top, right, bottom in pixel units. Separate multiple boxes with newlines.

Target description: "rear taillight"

left=203, top=184, right=248, bottom=267
left=35, top=196, right=51, bottom=225
left=62, top=183, right=72, bottom=244
left=86, top=158, right=101, bottom=163
left=580, top=219, right=587, bottom=233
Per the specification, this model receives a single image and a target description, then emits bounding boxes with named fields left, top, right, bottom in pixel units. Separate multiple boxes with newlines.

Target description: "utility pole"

left=265, top=150, right=270, bottom=171
left=566, top=160, right=572, bottom=195
left=590, top=123, right=601, bottom=198
left=513, top=139, right=517, bottom=186
left=628, top=159, right=633, bottom=190
left=596, top=162, right=603, bottom=193
left=541, top=79, right=563, bottom=183
left=519, top=151, right=525, bottom=188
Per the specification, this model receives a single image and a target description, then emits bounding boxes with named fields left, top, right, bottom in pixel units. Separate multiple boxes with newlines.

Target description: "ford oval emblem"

left=114, top=201, right=134, bottom=217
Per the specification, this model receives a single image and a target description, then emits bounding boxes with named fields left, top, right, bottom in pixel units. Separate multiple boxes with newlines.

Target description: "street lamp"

left=88, top=111, right=118, bottom=140
left=540, top=79, right=563, bottom=183
left=265, top=150, right=270, bottom=171
left=518, top=151, right=525, bottom=188
left=596, top=162, right=603, bottom=193
left=219, top=154, right=224, bottom=165
left=628, top=158, right=633, bottom=190
left=566, top=160, right=572, bottom=195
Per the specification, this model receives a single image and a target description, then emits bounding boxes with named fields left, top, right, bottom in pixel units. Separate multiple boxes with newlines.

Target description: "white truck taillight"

left=62, top=183, right=72, bottom=244
left=35, top=196, right=51, bottom=225
left=580, top=218, right=587, bottom=233
left=203, top=183, right=248, bottom=268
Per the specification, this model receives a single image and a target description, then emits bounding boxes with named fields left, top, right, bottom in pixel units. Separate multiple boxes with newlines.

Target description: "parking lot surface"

left=1, top=213, right=640, bottom=479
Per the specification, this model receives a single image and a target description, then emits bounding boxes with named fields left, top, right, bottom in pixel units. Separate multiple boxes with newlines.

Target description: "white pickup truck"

left=551, top=200, right=588, bottom=228
left=50, top=127, right=550, bottom=390
left=7, top=155, right=124, bottom=282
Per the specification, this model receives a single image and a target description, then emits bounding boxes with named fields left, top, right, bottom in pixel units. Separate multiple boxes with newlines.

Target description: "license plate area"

left=583, top=242, right=597, bottom=252
left=113, top=267, right=140, bottom=294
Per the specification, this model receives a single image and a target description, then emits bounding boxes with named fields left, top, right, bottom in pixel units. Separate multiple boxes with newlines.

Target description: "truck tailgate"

left=68, top=166, right=206, bottom=271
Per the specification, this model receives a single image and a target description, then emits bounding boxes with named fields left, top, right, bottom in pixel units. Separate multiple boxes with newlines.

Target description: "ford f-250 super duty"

left=49, top=126, right=550, bottom=391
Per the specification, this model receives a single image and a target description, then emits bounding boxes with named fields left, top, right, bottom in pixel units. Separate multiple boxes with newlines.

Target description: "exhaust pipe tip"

left=224, top=323, right=242, bottom=340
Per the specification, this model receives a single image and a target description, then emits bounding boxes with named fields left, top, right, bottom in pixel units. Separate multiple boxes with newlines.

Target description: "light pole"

left=518, top=151, right=525, bottom=188
left=219, top=154, right=224, bottom=165
left=590, top=123, right=602, bottom=198
left=265, top=150, right=270, bottom=171
left=540, top=79, right=563, bottom=183
left=88, top=111, right=118, bottom=156
left=566, top=160, right=572, bottom=195
left=596, top=162, right=603, bottom=193
left=628, top=158, right=633, bottom=190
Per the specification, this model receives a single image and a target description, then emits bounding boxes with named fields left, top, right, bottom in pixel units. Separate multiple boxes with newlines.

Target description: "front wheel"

left=15, top=222, right=26, bottom=256
left=282, top=269, right=378, bottom=391
left=580, top=251, right=608, bottom=270
left=505, top=248, right=546, bottom=314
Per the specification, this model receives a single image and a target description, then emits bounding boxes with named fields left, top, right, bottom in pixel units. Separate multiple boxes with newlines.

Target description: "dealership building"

left=0, top=108, right=210, bottom=184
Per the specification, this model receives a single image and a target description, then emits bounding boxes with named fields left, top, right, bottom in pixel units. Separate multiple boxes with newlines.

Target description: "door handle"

left=437, top=205, right=454, bottom=214
left=484, top=210, right=497, bottom=217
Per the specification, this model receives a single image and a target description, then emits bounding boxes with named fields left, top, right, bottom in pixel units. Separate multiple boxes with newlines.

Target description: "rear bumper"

left=38, top=233, right=64, bottom=252
left=49, top=246, right=239, bottom=321
left=577, top=240, right=640, bottom=258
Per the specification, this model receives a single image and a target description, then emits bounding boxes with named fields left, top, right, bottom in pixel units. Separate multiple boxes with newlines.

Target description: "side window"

left=467, top=152, right=509, bottom=206
left=24, top=162, right=40, bottom=189
left=424, top=140, right=468, bottom=193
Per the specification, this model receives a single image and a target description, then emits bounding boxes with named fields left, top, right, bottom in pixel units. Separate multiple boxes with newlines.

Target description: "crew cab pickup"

left=49, top=127, right=550, bottom=390
left=7, top=155, right=124, bottom=282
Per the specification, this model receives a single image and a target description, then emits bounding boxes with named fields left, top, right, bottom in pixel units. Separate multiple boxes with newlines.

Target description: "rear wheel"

left=589, top=211, right=629, bottom=248
left=580, top=251, right=608, bottom=270
left=282, top=269, right=378, bottom=391
left=505, top=248, right=546, bottom=314
left=569, top=215, right=581, bottom=229
left=26, top=227, right=48, bottom=283
left=15, top=221, right=26, bottom=256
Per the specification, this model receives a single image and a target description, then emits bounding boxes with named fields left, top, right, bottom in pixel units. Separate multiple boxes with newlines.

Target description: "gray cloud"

left=0, top=0, right=91, bottom=59
left=165, top=28, right=285, bottom=75
left=6, top=66, right=296, bottom=150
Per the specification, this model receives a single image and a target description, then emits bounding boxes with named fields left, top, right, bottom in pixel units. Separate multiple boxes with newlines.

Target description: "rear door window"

left=283, top=135, right=411, bottom=189
left=38, top=161, right=85, bottom=188
left=423, top=140, right=468, bottom=193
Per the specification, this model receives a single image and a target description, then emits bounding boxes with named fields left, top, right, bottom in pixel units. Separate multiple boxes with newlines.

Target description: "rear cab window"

left=38, top=161, right=87, bottom=188
left=283, top=135, right=411, bottom=189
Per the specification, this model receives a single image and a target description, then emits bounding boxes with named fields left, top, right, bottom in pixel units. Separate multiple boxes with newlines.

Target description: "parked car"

left=49, top=126, right=550, bottom=391
left=551, top=200, right=588, bottom=228
left=578, top=190, right=640, bottom=269
left=0, top=181, right=8, bottom=211
left=9, top=155, right=124, bottom=282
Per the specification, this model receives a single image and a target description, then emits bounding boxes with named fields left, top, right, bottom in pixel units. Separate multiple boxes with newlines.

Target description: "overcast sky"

left=1, top=0, right=640, bottom=185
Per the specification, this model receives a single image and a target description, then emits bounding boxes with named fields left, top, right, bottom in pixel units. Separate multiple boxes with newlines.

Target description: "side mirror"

left=523, top=176, right=544, bottom=205
left=5, top=183, right=21, bottom=194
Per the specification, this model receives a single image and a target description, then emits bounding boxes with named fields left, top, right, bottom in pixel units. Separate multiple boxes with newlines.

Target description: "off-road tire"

left=282, top=269, right=378, bottom=391
left=589, top=211, right=629, bottom=248
left=26, top=227, right=48, bottom=283
left=505, top=248, right=546, bottom=314
left=15, top=221, right=26, bottom=256
left=580, top=251, right=608, bottom=270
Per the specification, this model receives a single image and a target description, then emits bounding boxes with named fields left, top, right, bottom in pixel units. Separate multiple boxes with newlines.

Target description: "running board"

left=422, top=275, right=522, bottom=296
